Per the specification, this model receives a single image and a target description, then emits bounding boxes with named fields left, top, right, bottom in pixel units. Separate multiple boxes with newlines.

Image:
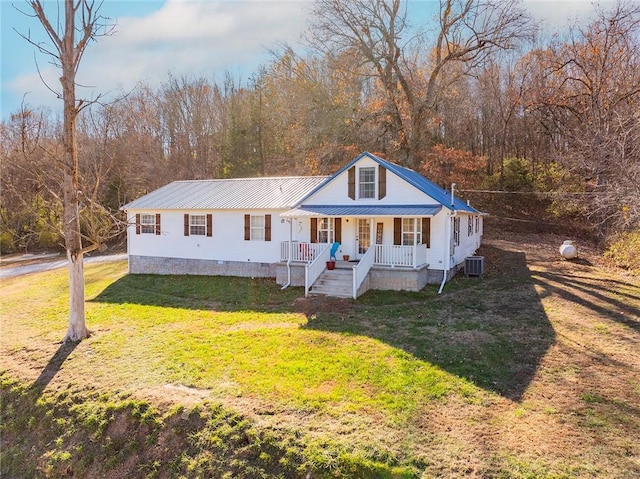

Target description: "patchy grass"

left=2, top=232, right=640, bottom=478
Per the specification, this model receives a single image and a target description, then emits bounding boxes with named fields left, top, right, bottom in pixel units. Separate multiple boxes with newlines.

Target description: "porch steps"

left=310, top=268, right=353, bottom=298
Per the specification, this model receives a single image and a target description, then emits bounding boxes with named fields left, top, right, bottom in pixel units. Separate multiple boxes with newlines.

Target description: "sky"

left=0, top=0, right=606, bottom=120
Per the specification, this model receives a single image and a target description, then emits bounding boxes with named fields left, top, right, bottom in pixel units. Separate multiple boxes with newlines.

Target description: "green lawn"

left=2, top=237, right=639, bottom=478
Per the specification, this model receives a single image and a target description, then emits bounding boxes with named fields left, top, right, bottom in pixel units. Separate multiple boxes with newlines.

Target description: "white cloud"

left=524, top=0, right=614, bottom=31
left=6, top=0, right=310, bottom=112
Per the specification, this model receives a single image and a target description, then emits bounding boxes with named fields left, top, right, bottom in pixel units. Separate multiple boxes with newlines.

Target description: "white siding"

left=303, top=157, right=441, bottom=206
left=427, top=211, right=450, bottom=270
left=451, top=213, right=483, bottom=266
left=128, top=209, right=289, bottom=263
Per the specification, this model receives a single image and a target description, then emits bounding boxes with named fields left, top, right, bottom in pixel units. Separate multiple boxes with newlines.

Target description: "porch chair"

left=329, top=242, right=340, bottom=261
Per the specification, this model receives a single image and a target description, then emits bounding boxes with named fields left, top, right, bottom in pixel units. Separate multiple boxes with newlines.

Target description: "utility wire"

left=459, top=189, right=598, bottom=196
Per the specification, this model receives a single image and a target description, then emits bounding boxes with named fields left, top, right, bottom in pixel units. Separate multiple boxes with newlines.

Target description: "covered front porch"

left=278, top=205, right=443, bottom=298
left=280, top=204, right=442, bottom=266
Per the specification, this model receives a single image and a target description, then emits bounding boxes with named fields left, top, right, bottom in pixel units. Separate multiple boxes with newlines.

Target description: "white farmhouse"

left=123, top=152, right=483, bottom=298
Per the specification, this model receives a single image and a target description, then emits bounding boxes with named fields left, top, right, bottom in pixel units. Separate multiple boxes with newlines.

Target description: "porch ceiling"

left=280, top=204, right=442, bottom=217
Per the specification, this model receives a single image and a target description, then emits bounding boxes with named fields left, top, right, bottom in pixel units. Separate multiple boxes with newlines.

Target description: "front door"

left=356, top=218, right=371, bottom=259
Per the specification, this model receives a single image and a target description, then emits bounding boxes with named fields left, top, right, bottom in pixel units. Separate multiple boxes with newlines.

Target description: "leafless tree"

left=528, top=1, right=640, bottom=238
left=19, top=0, right=114, bottom=341
left=307, top=0, right=535, bottom=166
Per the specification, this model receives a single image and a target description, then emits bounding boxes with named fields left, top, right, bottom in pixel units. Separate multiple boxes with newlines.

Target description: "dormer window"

left=348, top=164, right=386, bottom=200
left=358, top=167, right=376, bottom=199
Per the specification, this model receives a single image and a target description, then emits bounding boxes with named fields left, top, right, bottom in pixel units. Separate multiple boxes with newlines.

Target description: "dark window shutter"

left=265, top=214, right=271, bottom=242
left=184, top=214, right=189, bottom=236
left=422, top=217, right=431, bottom=248
left=393, top=217, right=401, bottom=245
left=244, top=214, right=250, bottom=240
left=206, top=214, right=213, bottom=237
left=310, top=218, right=318, bottom=243
left=378, top=166, right=386, bottom=199
left=155, top=213, right=161, bottom=235
left=347, top=166, right=355, bottom=200
left=334, top=218, right=342, bottom=243
left=135, top=213, right=141, bottom=235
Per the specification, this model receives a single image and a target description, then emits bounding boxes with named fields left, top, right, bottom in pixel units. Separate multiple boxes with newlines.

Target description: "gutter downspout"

left=438, top=208, right=458, bottom=294
left=439, top=183, right=457, bottom=294
left=438, top=212, right=451, bottom=295
left=281, top=218, right=293, bottom=290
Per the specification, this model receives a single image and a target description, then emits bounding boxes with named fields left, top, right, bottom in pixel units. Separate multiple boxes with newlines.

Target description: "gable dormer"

left=347, top=164, right=387, bottom=200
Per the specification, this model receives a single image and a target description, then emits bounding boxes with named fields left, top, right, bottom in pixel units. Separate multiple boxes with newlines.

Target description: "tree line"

left=2, top=0, right=639, bottom=255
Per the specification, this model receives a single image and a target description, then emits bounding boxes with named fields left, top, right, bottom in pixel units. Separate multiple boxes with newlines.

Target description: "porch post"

left=413, top=217, right=418, bottom=268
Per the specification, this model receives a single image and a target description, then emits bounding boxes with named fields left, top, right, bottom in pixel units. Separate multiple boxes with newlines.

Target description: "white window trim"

left=250, top=215, right=266, bottom=241
left=453, top=217, right=461, bottom=246
left=358, top=166, right=376, bottom=199
left=140, top=214, right=156, bottom=234
left=190, top=214, right=206, bottom=236
left=401, top=218, right=422, bottom=246
left=317, top=217, right=334, bottom=244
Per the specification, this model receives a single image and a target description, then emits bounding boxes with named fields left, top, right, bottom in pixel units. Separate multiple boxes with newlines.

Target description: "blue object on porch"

left=330, top=242, right=340, bottom=261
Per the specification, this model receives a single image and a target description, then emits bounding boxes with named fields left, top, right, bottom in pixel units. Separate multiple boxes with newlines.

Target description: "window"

left=244, top=214, right=271, bottom=241
left=190, top=215, right=206, bottom=236
left=453, top=217, right=461, bottom=246
left=475, top=216, right=480, bottom=234
left=468, top=216, right=473, bottom=237
left=358, top=167, right=376, bottom=199
left=140, top=214, right=156, bottom=234
left=184, top=213, right=212, bottom=236
left=401, top=218, right=422, bottom=246
left=250, top=215, right=265, bottom=241
left=317, top=217, right=334, bottom=243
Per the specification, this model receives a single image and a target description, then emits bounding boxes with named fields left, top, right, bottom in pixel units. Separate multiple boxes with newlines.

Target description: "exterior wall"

left=129, top=255, right=276, bottom=278
left=452, top=212, right=483, bottom=267
left=127, top=209, right=289, bottom=264
left=302, top=156, right=439, bottom=206
left=426, top=210, right=450, bottom=269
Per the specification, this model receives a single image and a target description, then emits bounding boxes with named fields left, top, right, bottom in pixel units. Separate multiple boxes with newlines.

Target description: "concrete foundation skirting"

left=129, top=256, right=459, bottom=294
left=129, top=255, right=276, bottom=278
left=275, top=263, right=306, bottom=286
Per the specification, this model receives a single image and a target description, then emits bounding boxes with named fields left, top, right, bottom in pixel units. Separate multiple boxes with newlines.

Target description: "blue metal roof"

left=295, top=152, right=479, bottom=213
left=281, top=204, right=443, bottom=217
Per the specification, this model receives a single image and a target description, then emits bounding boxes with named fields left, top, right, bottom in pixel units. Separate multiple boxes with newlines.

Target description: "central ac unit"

left=464, top=256, right=484, bottom=277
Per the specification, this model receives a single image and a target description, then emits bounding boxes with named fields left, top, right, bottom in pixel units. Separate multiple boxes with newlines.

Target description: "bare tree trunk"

left=60, top=0, right=89, bottom=341
left=23, top=0, right=112, bottom=341
left=66, top=247, right=87, bottom=341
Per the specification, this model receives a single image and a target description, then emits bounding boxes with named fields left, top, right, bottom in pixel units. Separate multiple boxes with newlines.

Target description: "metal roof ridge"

left=171, top=175, right=329, bottom=183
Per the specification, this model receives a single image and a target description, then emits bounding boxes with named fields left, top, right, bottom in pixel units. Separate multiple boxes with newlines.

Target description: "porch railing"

left=281, top=241, right=328, bottom=262
left=353, top=246, right=375, bottom=299
left=305, top=244, right=331, bottom=297
left=374, top=244, right=428, bottom=268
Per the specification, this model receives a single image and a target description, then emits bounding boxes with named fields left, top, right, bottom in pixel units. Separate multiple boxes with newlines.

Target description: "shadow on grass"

left=91, top=274, right=303, bottom=313
left=91, top=244, right=555, bottom=401
left=31, top=341, right=79, bottom=394
left=303, top=244, right=556, bottom=402
left=533, top=271, right=640, bottom=333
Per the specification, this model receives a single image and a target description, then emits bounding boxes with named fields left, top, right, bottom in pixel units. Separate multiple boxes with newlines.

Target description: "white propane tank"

left=559, top=240, right=578, bottom=260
